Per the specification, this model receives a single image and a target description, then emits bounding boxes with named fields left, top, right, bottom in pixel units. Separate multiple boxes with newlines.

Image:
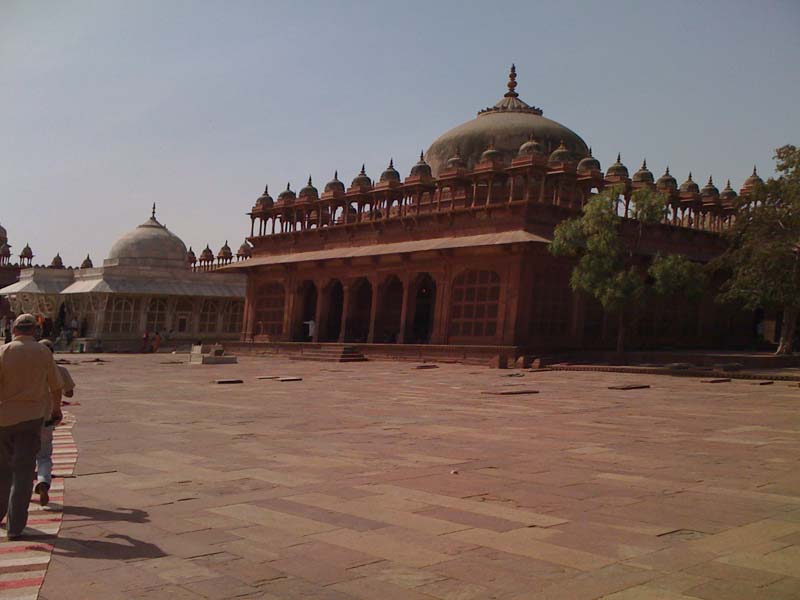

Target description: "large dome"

left=106, top=208, right=188, bottom=268
left=426, top=66, right=589, bottom=176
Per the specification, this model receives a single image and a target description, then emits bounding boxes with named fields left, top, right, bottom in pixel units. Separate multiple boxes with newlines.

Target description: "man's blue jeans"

left=36, top=425, right=54, bottom=486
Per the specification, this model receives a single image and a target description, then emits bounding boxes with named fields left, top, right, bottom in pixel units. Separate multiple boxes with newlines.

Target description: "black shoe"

left=35, top=481, right=50, bottom=507
left=7, top=533, right=22, bottom=541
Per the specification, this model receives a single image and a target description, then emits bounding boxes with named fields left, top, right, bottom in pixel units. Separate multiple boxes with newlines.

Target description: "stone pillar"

left=338, top=282, right=351, bottom=343
left=397, top=274, right=411, bottom=344
left=431, top=266, right=452, bottom=344
left=138, top=296, right=151, bottom=334
left=367, top=276, right=379, bottom=343
left=312, top=280, right=324, bottom=342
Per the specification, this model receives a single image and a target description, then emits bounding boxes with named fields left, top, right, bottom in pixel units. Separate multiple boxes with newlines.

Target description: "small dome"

left=237, top=240, right=252, bottom=258
left=217, top=240, right=233, bottom=259
left=324, top=171, right=345, bottom=195
left=200, top=245, right=214, bottom=262
left=0, top=243, right=10, bottom=257
left=80, top=254, right=93, bottom=269
left=606, top=153, right=629, bottom=178
left=299, top=176, right=319, bottom=200
left=256, top=185, right=274, bottom=209
left=632, top=159, right=654, bottom=184
left=656, top=167, right=678, bottom=192
left=20, top=243, right=34, bottom=259
left=518, top=133, right=545, bottom=157
left=701, top=176, right=719, bottom=197
left=480, top=143, right=502, bottom=163
left=548, top=141, right=573, bottom=166
left=107, top=208, right=188, bottom=267
left=49, top=253, right=64, bottom=269
left=445, top=148, right=467, bottom=170
left=379, top=159, right=401, bottom=183
left=351, top=164, right=372, bottom=189
left=409, top=152, right=432, bottom=179
left=720, top=180, right=737, bottom=203
left=277, top=183, right=296, bottom=204
left=679, top=172, right=700, bottom=194
left=186, top=247, right=197, bottom=265
left=743, top=165, right=764, bottom=189
left=577, top=149, right=601, bottom=173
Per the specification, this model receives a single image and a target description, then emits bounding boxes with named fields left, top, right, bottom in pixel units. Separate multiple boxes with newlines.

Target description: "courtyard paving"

left=22, top=354, right=800, bottom=598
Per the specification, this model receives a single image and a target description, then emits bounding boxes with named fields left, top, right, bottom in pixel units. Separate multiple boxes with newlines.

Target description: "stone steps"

left=287, top=345, right=368, bottom=363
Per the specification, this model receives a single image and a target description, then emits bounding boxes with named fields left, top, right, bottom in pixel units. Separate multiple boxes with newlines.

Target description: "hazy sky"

left=2, top=0, right=799, bottom=267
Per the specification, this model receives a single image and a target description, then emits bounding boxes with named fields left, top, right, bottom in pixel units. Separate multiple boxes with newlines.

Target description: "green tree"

left=550, top=185, right=704, bottom=354
left=715, top=145, right=800, bottom=354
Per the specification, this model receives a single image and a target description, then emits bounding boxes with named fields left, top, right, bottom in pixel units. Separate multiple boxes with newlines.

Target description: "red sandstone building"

left=223, top=67, right=760, bottom=357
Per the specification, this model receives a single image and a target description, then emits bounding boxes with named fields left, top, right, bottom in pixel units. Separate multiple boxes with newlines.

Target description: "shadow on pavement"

left=53, top=533, right=166, bottom=560
left=63, top=506, right=150, bottom=523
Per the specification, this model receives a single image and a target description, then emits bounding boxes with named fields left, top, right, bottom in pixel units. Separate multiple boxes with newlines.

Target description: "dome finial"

left=286, top=182, right=291, bottom=191
left=708, top=175, right=713, bottom=184
left=588, top=146, right=593, bottom=156
left=419, top=150, right=424, bottom=161
left=616, top=152, right=621, bottom=163
left=642, top=158, right=647, bottom=169
left=307, top=175, right=312, bottom=186
left=360, top=164, right=366, bottom=175
left=334, top=170, right=338, bottom=180
left=263, top=184, right=269, bottom=194
left=752, top=165, right=758, bottom=176
left=151, top=203, right=156, bottom=219
left=504, top=64, right=518, bottom=98
left=688, top=171, right=693, bottom=180
left=389, top=158, right=394, bottom=168
left=666, top=166, right=670, bottom=175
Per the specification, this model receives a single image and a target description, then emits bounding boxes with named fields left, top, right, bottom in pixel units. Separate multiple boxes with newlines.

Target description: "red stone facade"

left=227, top=68, right=758, bottom=352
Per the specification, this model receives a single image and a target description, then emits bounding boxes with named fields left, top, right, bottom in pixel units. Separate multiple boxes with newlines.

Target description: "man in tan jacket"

left=0, top=314, right=61, bottom=540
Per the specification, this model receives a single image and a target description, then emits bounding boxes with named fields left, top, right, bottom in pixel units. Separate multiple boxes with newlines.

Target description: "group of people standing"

left=0, top=314, right=75, bottom=539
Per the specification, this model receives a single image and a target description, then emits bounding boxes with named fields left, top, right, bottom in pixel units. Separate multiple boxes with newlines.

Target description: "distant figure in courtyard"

left=140, top=331, right=149, bottom=353
left=303, top=319, right=316, bottom=341
left=37, top=340, right=71, bottom=506
left=151, top=331, right=162, bottom=353
left=0, top=314, right=61, bottom=539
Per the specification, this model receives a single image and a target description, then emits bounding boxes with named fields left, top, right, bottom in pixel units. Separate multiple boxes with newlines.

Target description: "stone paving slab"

left=22, top=354, right=800, bottom=599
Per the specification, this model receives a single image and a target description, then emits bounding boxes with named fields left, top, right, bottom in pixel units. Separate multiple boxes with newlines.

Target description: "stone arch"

left=293, top=280, right=318, bottom=341
left=374, top=275, right=403, bottom=343
left=320, top=279, right=344, bottom=342
left=345, top=277, right=372, bottom=343
left=409, top=273, right=437, bottom=344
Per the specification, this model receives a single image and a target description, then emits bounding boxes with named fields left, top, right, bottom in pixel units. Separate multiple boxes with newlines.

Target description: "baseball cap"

left=12, top=314, right=36, bottom=329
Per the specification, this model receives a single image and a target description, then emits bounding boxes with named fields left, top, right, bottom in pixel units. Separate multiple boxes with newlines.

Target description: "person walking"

left=151, top=331, right=162, bottom=353
left=36, top=340, right=72, bottom=506
left=0, top=314, right=62, bottom=540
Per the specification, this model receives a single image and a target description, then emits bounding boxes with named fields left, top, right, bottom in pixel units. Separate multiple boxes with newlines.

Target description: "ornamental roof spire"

left=505, top=64, right=518, bottom=99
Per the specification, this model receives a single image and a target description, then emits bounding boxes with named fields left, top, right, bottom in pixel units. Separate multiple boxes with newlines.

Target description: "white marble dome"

left=106, top=214, right=188, bottom=268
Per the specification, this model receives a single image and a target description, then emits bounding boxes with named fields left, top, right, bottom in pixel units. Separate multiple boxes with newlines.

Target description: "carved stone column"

left=338, top=282, right=351, bottom=343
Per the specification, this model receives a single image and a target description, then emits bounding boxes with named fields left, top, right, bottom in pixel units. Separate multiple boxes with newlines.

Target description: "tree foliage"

left=550, top=185, right=705, bottom=353
left=715, top=145, right=800, bottom=354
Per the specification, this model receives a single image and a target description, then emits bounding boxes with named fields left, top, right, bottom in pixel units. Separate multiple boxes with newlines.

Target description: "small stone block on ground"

left=278, top=376, right=303, bottom=382
left=256, top=375, right=281, bottom=380
left=215, top=379, right=243, bottom=384
left=481, top=389, right=539, bottom=395
left=701, top=378, right=731, bottom=383
left=608, top=384, right=651, bottom=390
